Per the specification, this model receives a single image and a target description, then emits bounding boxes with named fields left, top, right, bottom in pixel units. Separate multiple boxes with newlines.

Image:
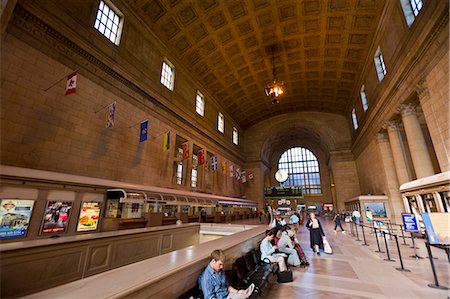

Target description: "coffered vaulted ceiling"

left=129, top=0, right=386, bottom=129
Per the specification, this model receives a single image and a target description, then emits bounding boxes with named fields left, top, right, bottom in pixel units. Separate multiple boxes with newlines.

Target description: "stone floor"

left=231, top=216, right=449, bottom=299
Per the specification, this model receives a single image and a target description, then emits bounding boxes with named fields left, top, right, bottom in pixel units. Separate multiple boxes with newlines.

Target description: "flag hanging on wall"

left=182, top=141, right=190, bottom=160
left=229, top=165, right=234, bottom=177
left=139, top=120, right=148, bottom=142
left=198, top=149, right=205, bottom=166
left=235, top=168, right=241, bottom=181
left=211, top=156, right=218, bottom=171
left=222, top=161, right=227, bottom=175
left=163, top=131, right=170, bottom=152
left=106, top=102, right=116, bottom=128
left=65, top=71, right=77, bottom=95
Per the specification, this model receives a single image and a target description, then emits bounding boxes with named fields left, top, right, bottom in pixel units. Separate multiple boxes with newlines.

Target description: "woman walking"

left=333, top=212, right=346, bottom=234
left=306, top=213, right=325, bottom=255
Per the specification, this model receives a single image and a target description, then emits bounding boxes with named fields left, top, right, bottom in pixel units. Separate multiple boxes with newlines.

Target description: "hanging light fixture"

left=264, top=46, right=284, bottom=104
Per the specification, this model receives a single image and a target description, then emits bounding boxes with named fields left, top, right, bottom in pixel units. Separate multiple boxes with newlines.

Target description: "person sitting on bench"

left=260, top=229, right=287, bottom=272
left=198, top=249, right=254, bottom=299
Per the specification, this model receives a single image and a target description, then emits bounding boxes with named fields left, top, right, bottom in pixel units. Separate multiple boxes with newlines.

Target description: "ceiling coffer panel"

left=131, top=0, right=385, bottom=128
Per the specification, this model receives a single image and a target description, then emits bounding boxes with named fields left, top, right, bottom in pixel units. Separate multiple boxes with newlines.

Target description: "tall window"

left=374, top=47, right=387, bottom=82
left=94, top=1, right=123, bottom=45
left=195, top=92, right=204, bottom=116
left=400, top=0, right=423, bottom=27
left=232, top=127, right=239, bottom=145
left=161, top=60, right=175, bottom=90
left=352, top=108, right=359, bottom=130
left=191, top=154, right=198, bottom=187
left=278, top=147, right=322, bottom=194
left=360, top=85, right=369, bottom=112
left=218, top=112, right=224, bottom=133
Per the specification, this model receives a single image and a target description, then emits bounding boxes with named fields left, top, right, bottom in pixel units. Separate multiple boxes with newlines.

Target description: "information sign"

left=402, top=213, right=419, bottom=232
left=421, top=212, right=450, bottom=245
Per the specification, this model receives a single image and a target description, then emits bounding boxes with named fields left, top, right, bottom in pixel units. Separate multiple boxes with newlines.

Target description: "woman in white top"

left=305, top=212, right=325, bottom=255
left=277, top=229, right=301, bottom=266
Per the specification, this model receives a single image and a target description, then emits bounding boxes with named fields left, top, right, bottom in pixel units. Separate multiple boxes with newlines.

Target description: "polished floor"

left=235, top=216, right=450, bottom=299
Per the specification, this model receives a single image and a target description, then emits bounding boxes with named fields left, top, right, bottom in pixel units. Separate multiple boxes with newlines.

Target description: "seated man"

left=199, top=249, right=254, bottom=299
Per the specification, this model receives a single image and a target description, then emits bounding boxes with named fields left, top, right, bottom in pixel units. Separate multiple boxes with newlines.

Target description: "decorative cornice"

left=8, top=5, right=245, bottom=164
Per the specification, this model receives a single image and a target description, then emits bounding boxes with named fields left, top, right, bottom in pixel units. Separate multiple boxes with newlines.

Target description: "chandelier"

left=264, top=46, right=284, bottom=104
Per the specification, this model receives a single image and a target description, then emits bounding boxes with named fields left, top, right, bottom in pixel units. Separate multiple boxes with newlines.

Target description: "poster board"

left=421, top=212, right=450, bottom=245
left=364, top=202, right=387, bottom=217
left=77, top=202, right=101, bottom=232
left=41, top=201, right=73, bottom=234
left=0, top=199, right=35, bottom=239
left=401, top=213, right=419, bottom=232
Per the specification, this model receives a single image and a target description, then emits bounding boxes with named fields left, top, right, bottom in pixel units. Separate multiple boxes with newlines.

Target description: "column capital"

left=384, top=119, right=402, bottom=132
left=376, top=132, right=389, bottom=143
left=416, top=79, right=430, bottom=101
left=399, top=103, right=417, bottom=117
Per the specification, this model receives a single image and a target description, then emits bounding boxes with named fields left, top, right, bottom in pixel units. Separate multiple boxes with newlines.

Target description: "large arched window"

left=278, top=147, right=322, bottom=194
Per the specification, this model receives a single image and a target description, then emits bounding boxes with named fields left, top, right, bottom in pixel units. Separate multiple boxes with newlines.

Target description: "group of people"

left=198, top=211, right=348, bottom=298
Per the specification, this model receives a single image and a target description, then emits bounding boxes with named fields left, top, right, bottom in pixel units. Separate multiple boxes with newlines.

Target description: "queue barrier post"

left=409, top=232, right=424, bottom=259
left=360, top=224, right=369, bottom=246
left=355, top=222, right=361, bottom=241
left=387, top=222, right=393, bottom=240
left=394, top=235, right=410, bottom=272
left=399, top=224, right=407, bottom=246
left=382, top=231, right=395, bottom=262
left=425, top=241, right=449, bottom=290
left=374, top=227, right=384, bottom=253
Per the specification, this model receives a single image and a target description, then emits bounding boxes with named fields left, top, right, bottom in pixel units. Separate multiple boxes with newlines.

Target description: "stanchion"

left=409, top=232, right=424, bottom=259
left=399, top=224, right=407, bottom=246
left=355, top=223, right=361, bottom=241
left=350, top=221, right=355, bottom=236
left=374, top=227, right=384, bottom=253
left=394, top=235, right=410, bottom=272
left=360, top=224, right=369, bottom=246
left=387, top=222, right=393, bottom=240
left=425, top=241, right=449, bottom=290
left=382, top=231, right=395, bottom=262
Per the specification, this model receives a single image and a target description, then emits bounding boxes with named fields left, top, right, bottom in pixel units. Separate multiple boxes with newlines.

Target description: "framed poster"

left=0, top=199, right=35, bottom=239
left=364, top=202, right=387, bottom=217
left=77, top=202, right=101, bottom=232
left=41, top=201, right=72, bottom=234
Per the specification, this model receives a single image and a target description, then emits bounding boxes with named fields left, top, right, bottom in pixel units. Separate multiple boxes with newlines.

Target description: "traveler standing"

left=306, top=213, right=325, bottom=255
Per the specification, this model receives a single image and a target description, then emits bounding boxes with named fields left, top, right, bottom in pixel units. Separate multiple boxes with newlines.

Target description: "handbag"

left=323, top=237, right=332, bottom=254
left=277, top=270, right=293, bottom=283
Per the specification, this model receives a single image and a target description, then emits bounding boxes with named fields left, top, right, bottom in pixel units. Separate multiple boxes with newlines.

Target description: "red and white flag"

left=65, top=71, right=77, bottom=95
left=182, top=141, right=190, bottom=160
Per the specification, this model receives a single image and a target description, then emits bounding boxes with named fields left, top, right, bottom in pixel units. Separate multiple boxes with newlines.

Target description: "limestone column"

left=385, top=120, right=411, bottom=185
left=399, top=103, right=435, bottom=178
left=376, top=132, right=404, bottom=222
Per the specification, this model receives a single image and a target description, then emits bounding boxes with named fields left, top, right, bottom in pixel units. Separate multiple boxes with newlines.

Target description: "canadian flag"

left=65, top=71, right=77, bottom=95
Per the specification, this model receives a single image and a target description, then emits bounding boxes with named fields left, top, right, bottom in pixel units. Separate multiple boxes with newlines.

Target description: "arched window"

left=278, top=147, right=322, bottom=194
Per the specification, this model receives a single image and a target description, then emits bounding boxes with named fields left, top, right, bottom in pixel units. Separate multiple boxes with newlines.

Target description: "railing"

left=347, top=221, right=449, bottom=291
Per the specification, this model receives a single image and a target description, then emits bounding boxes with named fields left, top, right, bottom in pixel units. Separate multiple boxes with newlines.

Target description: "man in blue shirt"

left=198, top=249, right=254, bottom=299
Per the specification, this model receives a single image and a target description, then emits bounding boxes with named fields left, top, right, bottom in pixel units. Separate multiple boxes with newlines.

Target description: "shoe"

left=317, top=252, right=321, bottom=256
left=343, top=231, right=346, bottom=234
left=333, top=230, right=336, bottom=234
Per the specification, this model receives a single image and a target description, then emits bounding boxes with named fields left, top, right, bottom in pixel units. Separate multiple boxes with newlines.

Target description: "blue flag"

left=140, top=120, right=148, bottom=142
left=211, top=156, right=218, bottom=171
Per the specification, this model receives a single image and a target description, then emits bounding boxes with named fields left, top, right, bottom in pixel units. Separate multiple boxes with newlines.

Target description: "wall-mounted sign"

left=401, top=213, right=419, bottom=232
left=364, top=202, right=387, bottom=217
left=265, top=186, right=303, bottom=198
left=41, top=201, right=72, bottom=234
left=77, top=202, right=101, bottom=232
left=0, top=199, right=35, bottom=239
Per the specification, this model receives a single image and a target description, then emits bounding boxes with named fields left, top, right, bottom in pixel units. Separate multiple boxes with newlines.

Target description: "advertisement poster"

left=0, top=199, right=35, bottom=239
left=421, top=213, right=450, bottom=245
left=364, top=202, right=387, bottom=217
left=77, top=202, right=101, bottom=232
left=373, top=220, right=387, bottom=230
left=41, top=201, right=72, bottom=234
